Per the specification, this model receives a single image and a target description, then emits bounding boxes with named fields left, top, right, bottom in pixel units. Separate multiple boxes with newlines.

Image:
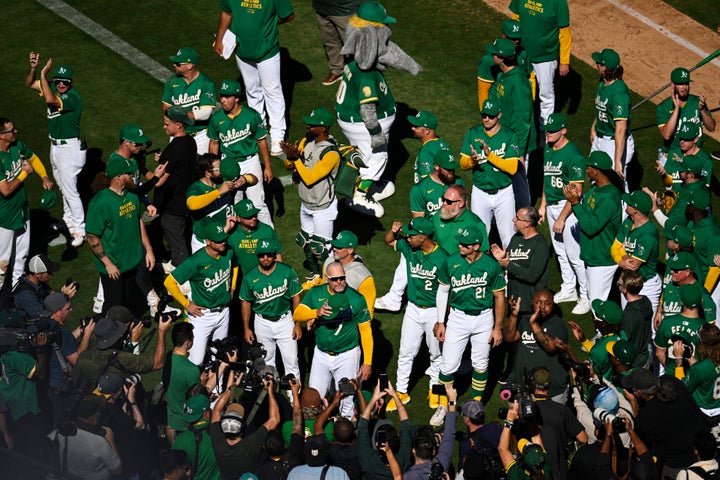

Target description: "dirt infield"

left=483, top=0, right=720, bottom=142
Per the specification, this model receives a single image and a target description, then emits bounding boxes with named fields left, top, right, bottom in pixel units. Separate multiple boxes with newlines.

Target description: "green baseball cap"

left=433, top=149, right=458, bottom=170
left=324, top=293, right=352, bottom=321
left=402, top=217, right=434, bottom=236
left=183, top=394, right=210, bottom=423
left=608, top=339, right=637, bottom=366
left=407, top=111, right=438, bottom=130
left=53, top=65, right=74, bottom=81
left=106, top=155, right=135, bottom=178
left=677, top=122, right=700, bottom=141
left=39, top=189, right=57, bottom=209
left=666, top=223, right=693, bottom=248
left=165, top=106, right=195, bottom=125
left=544, top=113, right=568, bottom=132
left=302, top=107, right=334, bottom=127
left=622, top=190, right=652, bottom=214
left=680, top=283, right=703, bottom=308
left=219, top=79, right=242, bottom=96
left=203, top=220, right=228, bottom=242
left=481, top=99, right=501, bottom=116
left=501, top=19, right=522, bottom=39
left=221, top=159, right=241, bottom=181
left=668, top=251, right=696, bottom=271
left=120, top=124, right=150, bottom=145
left=586, top=151, right=612, bottom=170
left=331, top=230, right=358, bottom=249
left=671, top=67, right=692, bottom=84
left=170, top=46, right=199, bottom=65
left=486, top=38, right=516, bottom=57
left=591, top=49, right=620, bottom=69
left=234, top=199, right=260, bottom=218
left=517, top=440, right=546, bottom=469
left=681, top=154, right=703, bottom=175
left=456, top=225, right=485, bottom=246
left=357, top=1, right=396, bottom=24
left=591, top=299, right=622, bottom=325
left=255, top=238, right=277, bottom=255
left=688, top=188, right=711, bottom=211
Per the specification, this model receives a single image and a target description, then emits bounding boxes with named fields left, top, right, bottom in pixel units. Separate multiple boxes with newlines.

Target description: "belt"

left=341, top=108, right=396, bottom=123
left=49, top=137, right=77, bottom=146
left=205, top=306, right=226, bottom=313
left=411, top=302, right=433, bottom=309
left=229, top=154, right=255, bottom=163
left=596, top=133, right=613, bottom=140
left=481, top=187, right=500, bottom=195
left=258, top=311, right=289, bottom=322
left=324, top=347, right=354, bottom=356
left=453, top=307, right=490, bottom=316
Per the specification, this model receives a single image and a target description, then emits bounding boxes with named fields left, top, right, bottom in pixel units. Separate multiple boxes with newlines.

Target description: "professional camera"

left=65, top=278, right=80, bottom=293
left=566, top=358, right=592, bottom=382
left=125, top=373, right=141, bottom=387
left=428, top=461, right=445, bottom=480
left=670, top=334, right=694, bottom=359
left=593, top=408, right=627, bottom=434
left=498, top=381, right=536, bottom=422
left=338, top=377, right=355, bottom=395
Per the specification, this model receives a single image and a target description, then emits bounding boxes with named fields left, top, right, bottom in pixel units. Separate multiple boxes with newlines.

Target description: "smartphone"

left=376, top=430, right=387, bottom=446
left=379, top=373, right=388, bottom=391
left=431, top=384, right=446, bottom=396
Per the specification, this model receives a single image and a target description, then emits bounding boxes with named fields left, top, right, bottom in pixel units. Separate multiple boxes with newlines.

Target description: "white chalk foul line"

left=605, top=0, right=720, bottom=69
left=36, top=0, right=173, bottom=83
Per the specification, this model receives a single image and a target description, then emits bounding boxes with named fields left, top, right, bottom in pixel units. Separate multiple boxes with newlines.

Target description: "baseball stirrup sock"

left=358, top=179, right=373, bottom=192
left=471, top=370, right=488, bottom=400
left=438, top=372, right=454, bottom=384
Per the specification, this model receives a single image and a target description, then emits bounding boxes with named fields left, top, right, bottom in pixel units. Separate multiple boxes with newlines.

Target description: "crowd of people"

left=1, top=0, right=719, bottom=479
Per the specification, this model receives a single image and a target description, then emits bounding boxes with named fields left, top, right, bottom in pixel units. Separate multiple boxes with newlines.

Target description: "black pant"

left=100, top=266, right=146, bottom=317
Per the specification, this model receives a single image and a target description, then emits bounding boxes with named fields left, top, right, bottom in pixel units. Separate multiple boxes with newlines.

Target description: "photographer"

left=456, top=399, right=503, bottom=480
left=282, top=387, right=334, bottom=444
left=210, top=371, right=280, bottom=479
left=165, top=322, right=201, bottom=444
left=676, top=430, right=719, bottom=480
left=596, top=412, right=657, bottom=479
left=313, top=385, right=362, bottom=480
left=13, top=253, right=77, bottom=319
left=498, top=401, right=551, bottom=480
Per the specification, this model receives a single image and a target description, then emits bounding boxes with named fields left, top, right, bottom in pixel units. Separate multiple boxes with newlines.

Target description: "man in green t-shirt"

left=227, top=198, right=283, bottom=274
left=173, top=394, right=221, bottom=480
left=213, top=0, right=295, bottom=156
left=165, top=322, right=200, bottom=444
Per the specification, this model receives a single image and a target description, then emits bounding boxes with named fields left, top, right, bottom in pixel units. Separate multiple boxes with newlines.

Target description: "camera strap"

left=319, top=465, right=330, bottom=480
left=53, top=344, right=72, bottom=375
left=246, top=389, right=268, bottom=426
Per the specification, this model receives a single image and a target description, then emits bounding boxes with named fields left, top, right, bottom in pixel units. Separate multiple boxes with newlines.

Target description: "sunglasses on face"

left=327, top=275, right=346, bottom=282
left=441, top=197, right=461, bottom=204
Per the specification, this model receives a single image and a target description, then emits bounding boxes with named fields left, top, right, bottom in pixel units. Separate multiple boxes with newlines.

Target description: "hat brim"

left=96, top=323, right=125, bottom=350
left=591, top=52, right=603, bottom=64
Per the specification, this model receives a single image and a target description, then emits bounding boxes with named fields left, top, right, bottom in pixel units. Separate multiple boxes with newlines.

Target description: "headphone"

left=526, top=366, right=551, bottom=392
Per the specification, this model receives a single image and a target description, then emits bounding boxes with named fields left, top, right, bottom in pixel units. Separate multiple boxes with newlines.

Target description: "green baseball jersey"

left=409, top=176, right=448, bottom=217
left=221, top=0, right=294, bottom=62
left=432, top=208, right=490, bottom=255
left=335, top=60, right=396, bottom=123
left=186, top=180, right=235, bottom=238
left=572, top=183, right=622, bottom=267
left=0, top=141, right=32, bottom=230
left=666, top=181, right=710, bottom=227
left=542, top=140, right=585, bottom=204
left=171, top=248, right=235, bottom=308
left=691, top=216, right=720, bottom=283
left=166, top=353, right=201, bottom=431
left=594, top=79, right=631, bottom=138
left=0, top=351, right=40, bottom=421
left=661, top=281, right=716, bottom=322
left=489, top=67, right=536, bottom=155
left=395, top=240, right=448, bottom=307
left=86, top=188, right=143, bottom=274
left=208, top=105, right=267, bottom=160
left=414, top=138, right=451, bottom=184
left=663, top=148, right=713, bottom=192
left=477, top=49, right=532, bottom=84
left=300, top=285, right=370, bottom=353
left=509, top=0, right=569, bottom=63
left=461, top=125, right=520, bottom=191
left=615, top=219, right=659, bottom=281
left=227, top=222, right=283, bottom=274
left=654, top=314, right=704, bottom=377
left=683, top=358, right=720, bottom=410
left=656, top=94, right=710, bottom=149
left=589, top=334, right=620, bottom=381
left=239, top=262, right=302, bottom=318
left=438, top=252, right=506, bottom=312
left=45, top=83, right=82, bottom=139
left=162, top=72, right=216, bottom=135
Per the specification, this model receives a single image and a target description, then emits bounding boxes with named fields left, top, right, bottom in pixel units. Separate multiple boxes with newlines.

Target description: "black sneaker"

left=712, top=151, right=720, bottom=161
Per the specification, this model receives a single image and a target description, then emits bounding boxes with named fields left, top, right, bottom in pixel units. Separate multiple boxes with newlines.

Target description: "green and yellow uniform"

left=221, top=0, right=294, bottom=62
left=665, top=181, right=710, bottom=226
left=683, top=359, right=720, bottom=411
left=335, top=60, right=396, bottom=122
left=432, top=209, right=490, bottom=255
left=656, top=94, right=711, bottom=149
left=614, top=219, right=659, bottom=281
left=0, top=351, right=41, bottom=421
left=509, top=0, right=570, bottom=64
left=207, top=105, right=267, bottom=161
left=227, top=222, right=282, bottom=274
left=589, top=334, right=621, bottom=381
left=166, top=353, right=201, bottom=432
left=489, top=67, right=536, bottom=155
left=43, top=83, right=82, bottom=139
left=692, top=216, right=720, bottom=284
left=171, top=248, right=235, bottom=308
left=654, top=314, right=705, bottom=376
left=163, top=72, right=216, bottom=135
left=395, top=239, right=448, bottom=307
left=661, top=282, right=716, bottom=322
left=543, top=140, right=585, bottom=204
left=239, top=262, right=302, bottom=318
left=594, top=79, right=631, bottom=138
left=460, top=125, right=520, bottom=192
left=173, top=419, right=220, bottom=480
left=572, top=184, right=622, bottom=267
left=409, top=176, right=450, bottom=217
left=414, top=138, right=451, bottom=184
left=185, top=180, right=235, bottom=239
left=439, top=253, right=506, bottom=312
left=0, top=141, right=34, bottom=230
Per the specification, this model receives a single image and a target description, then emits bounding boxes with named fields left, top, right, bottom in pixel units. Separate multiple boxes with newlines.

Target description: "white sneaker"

left=71, top=232, right=85, bottom=248
left=572, top=297, right=591, bottom=315
left=429, top=405, right=447, bottom=427
left=271, top=139, right=283, bottom=157
left=49, top=235, right=66, bottom=248
left=369, top=180, right=396, bottom=202
left=375, top=295, right=401, bottom=312
left=348, top=191, right=384, bottom=217
left=554, top=290, right=578, bottom=304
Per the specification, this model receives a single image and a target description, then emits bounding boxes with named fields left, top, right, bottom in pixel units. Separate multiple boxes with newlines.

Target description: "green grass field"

left=662, top=0, right=720, bottom=31
left=2, top=0, right=720, bottom=430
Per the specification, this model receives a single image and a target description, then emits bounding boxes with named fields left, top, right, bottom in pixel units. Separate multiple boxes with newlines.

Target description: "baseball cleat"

left=368, top=180, right=396, bottom=202
left=385, top=392, right=410, bottom=412
left=554, top=290, right=578, bottom=304
left=70, top=232, right=85, bottom=248
left=572, top=297, right=591, bottom=315
left=375, top=295, right=401, bottom=312
left=428, top=390, right=440, bottom=409
left=712, top=151, right=720, bottom=162
left=348, top=191, right=384, bottom=217
left=271, top=139, right=283, bottom=157
left=429, top=405, right=448, bottom=427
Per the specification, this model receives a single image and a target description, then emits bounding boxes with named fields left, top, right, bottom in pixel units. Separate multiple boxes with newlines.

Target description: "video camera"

left=497, top=381, right=536, bottom=422
left=428, top=461, right=445, bottom=480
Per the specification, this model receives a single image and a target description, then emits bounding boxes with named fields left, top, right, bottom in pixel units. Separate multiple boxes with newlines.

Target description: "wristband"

left=504, top=421, right=514, bottom=429
left=448, top=401, right=456, bottom=406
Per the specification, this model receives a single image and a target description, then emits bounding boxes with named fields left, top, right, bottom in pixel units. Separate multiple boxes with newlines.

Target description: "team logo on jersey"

left=362, top=86, right=372, bottom=98
left=219, top=124, right=252, bottom=145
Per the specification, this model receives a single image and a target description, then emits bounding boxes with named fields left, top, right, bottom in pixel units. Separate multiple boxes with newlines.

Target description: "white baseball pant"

left=300, top=198, right=338, bottom=246
left=50, top=138, right=86, bottom=235
left=309, top=345, right=361, bottom=419
left=380, top=254, right=408, bottom=307
left=547, top=202, right=587, bottom=299
left=532, top=60, right=558, bottom=126
left=585, top=265, right=618, bottom=303
left=470, top=185, right=516, bottom=248
left=0, top=220, right=30, bottom=288
left=396, top=303, right=440, bottom=393
left=440, top=308, right=494, bottom=376
left=254, top=312, right=300, bottom=379
left=591, top=133, right=635, bottom=192
left=193, top=130, right=210, bottom=156
left=233, top=154, right=273, bottom=227
left=337, top=114, right=395, bottom=182
left=620, top=273, right=661, bottom=321
left=236, top=52, right=286, bottom=143
left=187, top=306, right=230, bottom=366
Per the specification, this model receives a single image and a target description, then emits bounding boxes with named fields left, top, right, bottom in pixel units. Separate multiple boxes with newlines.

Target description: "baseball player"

left=0, top=119, right=53, bottom=292
left=656, top=123, right=713, bottom=193
left=590, top=49, right=633, bottom=186
left=163, top=47, right=216, bottom=154
left=656, top=67, right=715, bottom=151
left=164, top=220, right=237, bottom=366
left=434, top=225, right=506, bottom=425
left=509, top=0, right=571, bottom=127
left=674, top=323, right=720, bottom=418
left=459, top=100, right=520, bottom=248
left=208, top=79, right=274, bottom=227
left=227, top=198, right=283, bottom=274
left=431, top=184, right=489, bottom=256
left=407, top=110, right=452, bottom=184
left=563, top=151, right=622, bottom=302
left=240, top=238, right=302, bottom=381
left=646, top=155, right=710, bottom=229
left=280, top=108, right=341, bottom=281
left=382, top=217, right=447, bottom=412
left=213, top=0, right=295, bottom=156
left=25, top=53, right=84, bottom=247
left=569, top=299, right=622, bottom=381
left=293, top=261, right=373, bottom=418
left=538, top=113, right=589, bottom=314
left=686, top=195, right=720, bottom=312
left=656, top=253, right=716, bottom=332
